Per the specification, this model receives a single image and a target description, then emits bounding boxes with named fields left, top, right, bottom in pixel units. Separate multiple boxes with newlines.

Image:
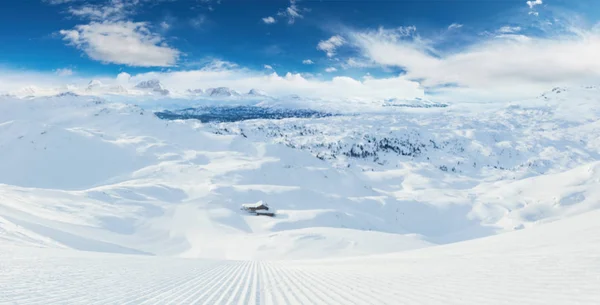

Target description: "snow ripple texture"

left=2, top=210, right=599, bottom=305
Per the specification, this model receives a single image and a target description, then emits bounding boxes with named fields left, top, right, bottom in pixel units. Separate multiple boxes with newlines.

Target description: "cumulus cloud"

left=262, top=16, right=276, bottom=24
left=317, top=35, right=345, bottom=57
left=348, top=22, right=600, bottom=101
left=264, top=64, right=274, bottom=70
left=527, top=0, right=543, bottom=9
left=277, top=0, right=305, bottom=24
left=325, top=67, right=337, bottom=73
left=302, top=59, right=314, bottom=65
left=54, top=0, right=183, bottom=67
left=60, top=22, right=180, bottom=67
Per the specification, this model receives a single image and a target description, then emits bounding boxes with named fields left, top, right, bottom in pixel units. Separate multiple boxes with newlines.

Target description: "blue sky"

left=0, top=0, right=599, bottom=101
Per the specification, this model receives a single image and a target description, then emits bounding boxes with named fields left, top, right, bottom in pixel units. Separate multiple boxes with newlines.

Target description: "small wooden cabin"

left=240, top=201, right=270, bottom=212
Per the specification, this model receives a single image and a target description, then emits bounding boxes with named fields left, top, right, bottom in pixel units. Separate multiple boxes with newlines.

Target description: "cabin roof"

left=241, top=201, right=269, bottom=209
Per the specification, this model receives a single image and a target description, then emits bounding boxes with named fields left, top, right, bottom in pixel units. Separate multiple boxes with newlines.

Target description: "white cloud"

left=67, top=0, right=138, bottom=22
left=55, top=68, right=74, bottom=76
left=277, top=0, right=304, bottom=24
left=348, top=23, right=600, bottom=101
left=264, top=64, right=273, bottom=70
left=60, top=21, right=180, bottom=67
left=116, top=72, right=132, bottom=84
left=160, top=21, right=170, bottom=30
left=448, top=23, right=463, bottom=30
left=0, top=60, right=424, bottom=102
left=302, top=59, right=314, bottom=65
left=325, top=67, right=337, bottom=73
left=527, top=0, right=543, bottom=9
left=498, top=26, right=522, bottom=34
left=527, top=0, right=543, bottom=15
left=317, top=35, right=345, bottom=57
left=262, top=16, right=276, bottom=24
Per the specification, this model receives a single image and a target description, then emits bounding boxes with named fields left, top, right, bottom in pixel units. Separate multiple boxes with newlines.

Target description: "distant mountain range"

left=3, top=79, right=446, bottom=110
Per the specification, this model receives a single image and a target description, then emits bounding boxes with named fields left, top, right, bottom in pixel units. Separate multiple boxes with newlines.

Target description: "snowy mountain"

left=9, top=85, right=60, bottom=97
left=186, top=88, right=205, bottom=95
left=1, top=85, right=600, bottom=303
left=86, top=79, right=103, bottom=90
left=205, top=87, right=241, bottom=97
left=247, top=88, right=269, bottom=97
left=86, top=79, right=128, bottom=95
left=134, top=79, right=170, bottom=95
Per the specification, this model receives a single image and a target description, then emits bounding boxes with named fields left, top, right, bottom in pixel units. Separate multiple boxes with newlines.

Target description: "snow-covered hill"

left=1, top=86, right=600, bottom=257
left=2, top=208, right=599, bottom=304
left=0, top=94, right=433, bottom=259
left=1, top=85, right=600, bottom=303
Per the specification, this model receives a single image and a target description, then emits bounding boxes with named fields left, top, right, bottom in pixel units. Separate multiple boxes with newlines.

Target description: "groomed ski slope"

left=2, top=209, right=599, bottom=305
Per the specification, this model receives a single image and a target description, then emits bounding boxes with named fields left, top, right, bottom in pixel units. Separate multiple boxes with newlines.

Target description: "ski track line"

left=311, top=267, right=405, bottom=304
left=135, top=262, right=230, bottom=305
left=225, top=260, right=254, bottom=305
left=117, top=263, right=219, bottom=305
left=87, top=264, right=199, bottom=304
left=264, top=262, right=306, bottom=305
left=271, top=262, right=336, bottom=305
left=260, top=260, right=293, bottom=305
left=184, top=260, right=245, bottom=304
left=41, top=265, right=171, bottom=304
left=171, top=262, right=240, bottom=305
left=161, top=262, right=234, bottom=305
left=213, top=261, right=252, bottom=304
left=196, top=261, right=247, bottom=305
left=232, top=260, right=255, bottom=305
left=266, top=262, right=312, bottom=305
left=294, top=266, right=377, bottom=305
left=163, top=263, right=240, bottom=304
left=274, top=262, right=343, bottom=305
left=342, top=270, right=441, bottom=304
left=1, top=262, right=124, bottom=304
left=252, top=261, right=261, bottom=305
left=257, top=261, right=273, bottom=305
left=286, top=264, right=368, bottom=305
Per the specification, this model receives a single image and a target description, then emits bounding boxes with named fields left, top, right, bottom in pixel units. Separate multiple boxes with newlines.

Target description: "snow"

left=1, top=85, right=600, bottom=303
left=241, top=201, right=269, bottom=209
left=1, top=209, right=598, bottom=304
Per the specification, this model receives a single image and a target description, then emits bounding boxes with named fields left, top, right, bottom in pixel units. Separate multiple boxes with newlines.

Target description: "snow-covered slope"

left=1, top=86, right=600, bottom=257
left=0, top=94, right=432, bottom=259
left=2, top=208, right=599, bottom=304
left=205, top=86, right=600, bottom=239
left=1, top=85, right=600, bottom=303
